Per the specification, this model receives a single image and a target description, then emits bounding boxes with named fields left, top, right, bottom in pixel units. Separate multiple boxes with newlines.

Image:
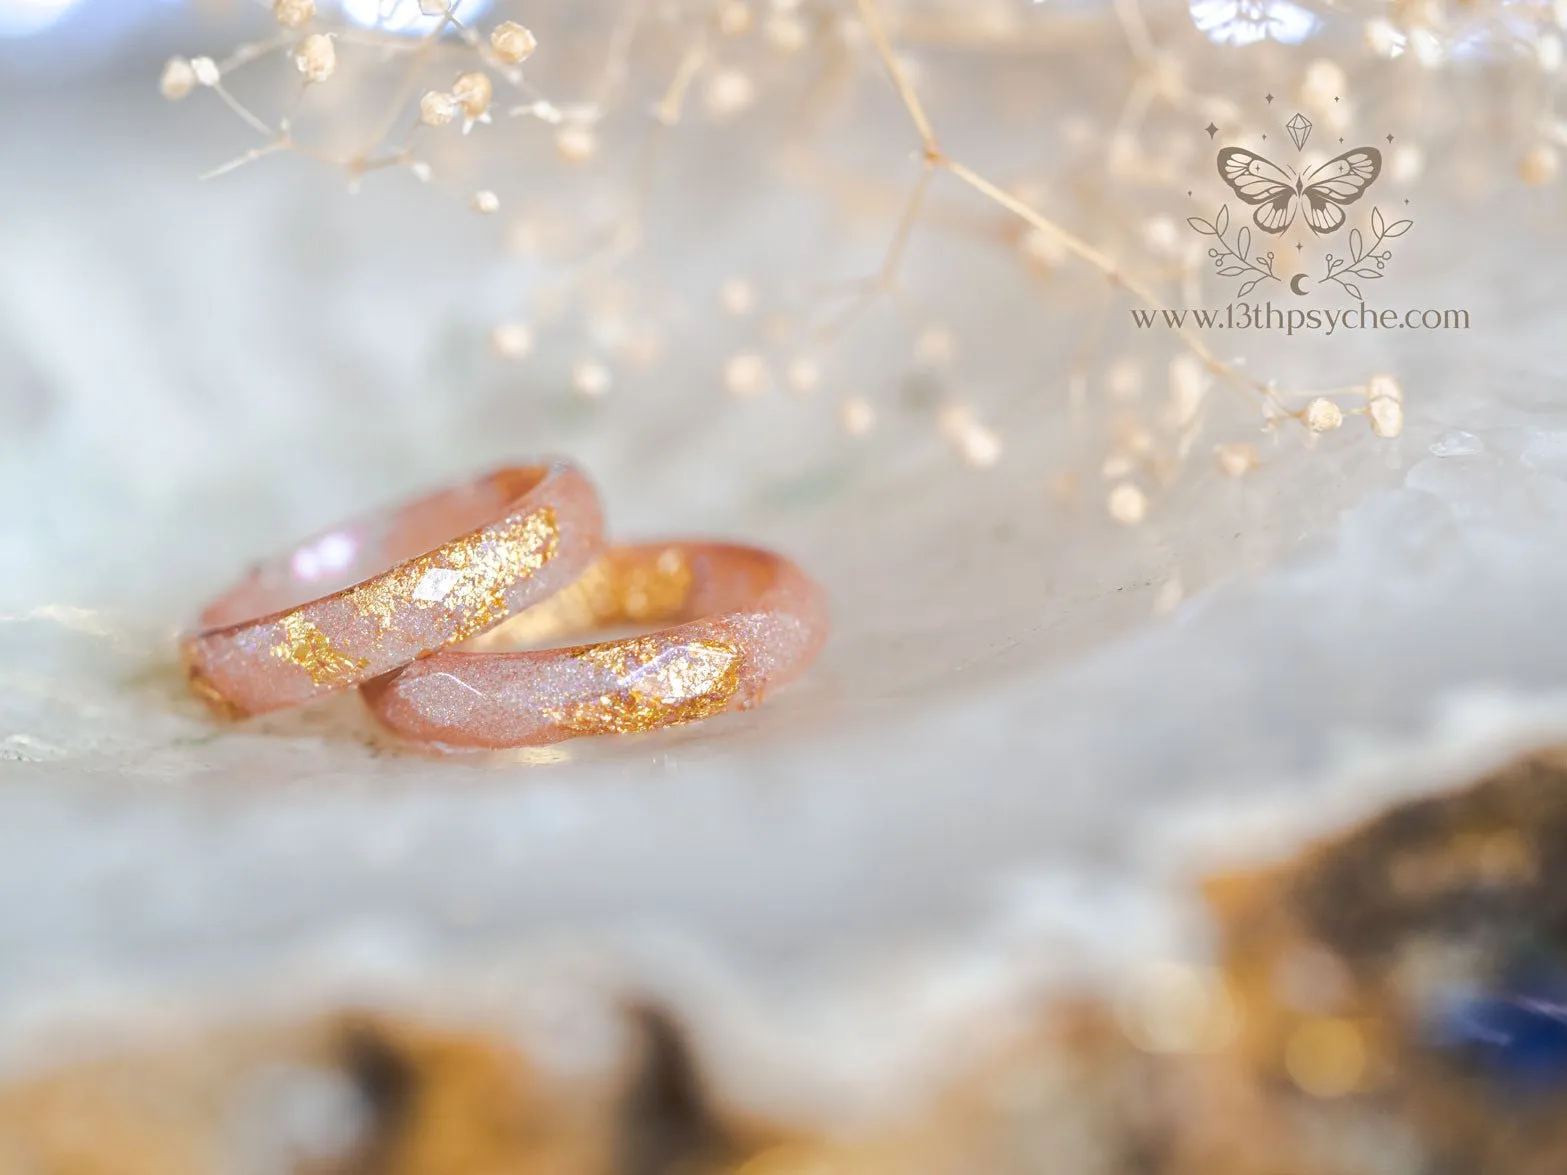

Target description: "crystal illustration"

left=1286, top=110, right=1313, bottom=150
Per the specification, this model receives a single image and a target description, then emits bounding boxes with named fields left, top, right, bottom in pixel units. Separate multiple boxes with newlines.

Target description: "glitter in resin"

left=548, top=637, right=743, bottom=736
left=346, top=507, right=560, bottom=643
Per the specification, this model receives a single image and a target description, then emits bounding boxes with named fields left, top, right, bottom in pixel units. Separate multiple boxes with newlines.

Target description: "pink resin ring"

left=181, top=462, right=605, bottom=718
left=360, top=541, right=827, bottom=749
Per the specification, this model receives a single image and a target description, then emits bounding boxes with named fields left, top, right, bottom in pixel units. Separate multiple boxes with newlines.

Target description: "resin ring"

left=360, top=542, right=827, bottom=749
left=181, top=462, right=605, bottom=718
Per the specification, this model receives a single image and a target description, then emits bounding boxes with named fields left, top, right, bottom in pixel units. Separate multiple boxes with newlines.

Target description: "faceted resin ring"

left=181, top=462, right=605, bottom=718
left=360, top=542, right=827, bottom=749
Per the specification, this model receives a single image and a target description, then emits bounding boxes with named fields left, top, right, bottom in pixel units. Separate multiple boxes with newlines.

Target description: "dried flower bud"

left=840, top=397, right=876, bottom=436
left=471, top=189, right=500, bottom=214
left=765, top=13, right=808, bottom=52
left=786, top=357, right=820, bottom=396
left=719, top=3, right=752, bottom=35
left=294, top=34, right=336, bottom=84
left=573, top=360, right=611, bottom=397
left=719, top=279, right=755, bottom=316
left=490, top=20, right=538, bottom=64
left=724, top=353, right=770, bottom=397
left=453, top=71, right=493, bottom=120
left=274, top=0, right=315, bottom=29
left=1214, top=442, right=1260, bottom=478
left=1368, top=396, right=1404, bottom=439
left=1365, top=372, right=1402, bottom=403
left=490, top=323, right=533, bottom=359
left=956, top=423, right=1001, bottom=468
left=191, top=56, right=221, bottom=87
left=160, top=57, right=197, bottom=101
left=555, top=124, right=598, bottom=163
left=419, top=90, right=457, bottom=126
left=1107, top=483, right=1148, bottom=526
left=705, top=69, right=756, bottom=119
left=1304, top=398, right=1343, bottom=432
left=1521, top=143, right=1559, bottom=186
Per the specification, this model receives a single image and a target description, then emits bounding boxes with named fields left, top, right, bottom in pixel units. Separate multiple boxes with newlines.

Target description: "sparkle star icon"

left=1295, top=241, right=1304, bottom=252
left=1265, top=92, right=1274, bottom=103
left=1205, top=122, right=1219, bottom=139
left=1387, top=133, right=1395, bottom=143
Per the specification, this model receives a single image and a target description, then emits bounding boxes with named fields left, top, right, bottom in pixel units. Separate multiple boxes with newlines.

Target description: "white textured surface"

left=3, top=12, right=1567, bottom=1110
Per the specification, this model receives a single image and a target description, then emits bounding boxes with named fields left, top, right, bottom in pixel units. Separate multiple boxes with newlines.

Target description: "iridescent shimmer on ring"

left=347, top=506, right=560, bottom=644
left=179, top=463, right=605, bottom=718
left=271, top=613, right=371, bottom=685
left=359, top=541, right=827, bottom=750
left=547, top=636, right=743, bottom=736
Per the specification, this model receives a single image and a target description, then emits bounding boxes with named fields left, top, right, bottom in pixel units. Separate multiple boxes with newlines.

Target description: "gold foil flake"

left=473, top=546, right=693, bottom=650
left=550, top=637, right=742, bottom=736
left=181, top=650, right=245, bottom=720
left=270, top=613, right=370, bottom=686
left=347, top=507, right=559, bottom=642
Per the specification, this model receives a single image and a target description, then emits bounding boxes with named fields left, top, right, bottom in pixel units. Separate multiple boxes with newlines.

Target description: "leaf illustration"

left=1349, top=228, right=1363, bottom=260
left=1371, top=207, right=1385, bottom=237
left=1217, top=266, right=1247, bottom=276
left=1188, top=217, right=1216, bottom=235
left=1237, top=226, right=1251, bottom=261
left=1382, top=219, right=1413, bottom=238
left=1216, top=205, right=1230, bottom=235
left=1342, top=282, right=1363, bottom=301
left=1350, top=267, right=1383, bottom=279
left=1237, top=278, right=1259, bottom=298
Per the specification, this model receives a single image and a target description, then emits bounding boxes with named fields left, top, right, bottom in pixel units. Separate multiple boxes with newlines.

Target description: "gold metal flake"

left=549, top=636, right=742, bottom=736
left=270, top=613, right=371, bottom=686
left=475, top=546, right=692, bottom=650
left=348, top=507, right=559, bottom=642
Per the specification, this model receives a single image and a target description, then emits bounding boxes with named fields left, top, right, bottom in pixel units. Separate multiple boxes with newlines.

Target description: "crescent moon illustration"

left=1290, top=273, right=1310, bottom=296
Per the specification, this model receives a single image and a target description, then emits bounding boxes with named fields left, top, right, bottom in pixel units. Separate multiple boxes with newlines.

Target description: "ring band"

left=181, top=462, right=605, bottom=718
left=359, top=542, right=828, bottom=749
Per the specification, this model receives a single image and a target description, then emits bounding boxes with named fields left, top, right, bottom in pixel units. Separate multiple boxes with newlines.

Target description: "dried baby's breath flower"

left=705, top=69, right=757, bottom=119
left=555, top=124, right=598, bottom=164
left=453, top=72, right=494, bottom=121
left=1107, top=483, right=1148, bottom=526
left=1366, top=373, right=1402, bottom=403
left=191, top=56, right=221, bottom=87
left=1214, top=442, right=1260, bottom=477
left=786, top=357, right=820, bottom=396
left=719, top=3, right=753, bottom=36
left=490, top=21, right=538, bottom=65
left=1520, top=143, right=1559, bottom=186
left=1304, top=398, right=1344, bottom=432
left=840, top=397, right=876, bottom=436
left=1368, top=397, right=1404, bottom=439
left=420, top=91, right=458, bottom=127
left=573, top=360, right=612, bottom=397
left=160, top=58, right=197, bottom=101
left=724, top=353, right=771, bottom=397
left=471, top=190, right=500, bottom=214
left=490, top=323, right=533, bottom=359
left=294, top=34, right=336, bottom=84
left=720, top=278, right=755, bottom=317
left=273, top=0, right=315, bottom=30
left=765, top=13, right=808, bottom=52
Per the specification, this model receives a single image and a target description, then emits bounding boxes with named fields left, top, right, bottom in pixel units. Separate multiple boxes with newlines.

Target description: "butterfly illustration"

left=1217, top=146, right=1382, bottom=235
